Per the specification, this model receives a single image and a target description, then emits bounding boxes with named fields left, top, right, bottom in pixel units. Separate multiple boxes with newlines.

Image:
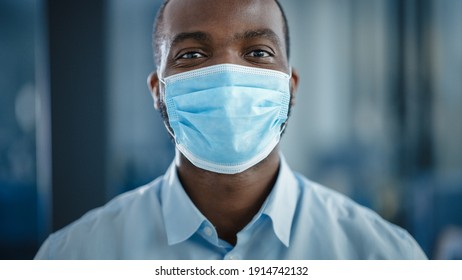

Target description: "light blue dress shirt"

left=35, top=155, right=427, bottom=259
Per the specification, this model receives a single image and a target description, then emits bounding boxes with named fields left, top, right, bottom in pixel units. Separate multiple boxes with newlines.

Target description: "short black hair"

left=152, top=0, right=290, bottom=66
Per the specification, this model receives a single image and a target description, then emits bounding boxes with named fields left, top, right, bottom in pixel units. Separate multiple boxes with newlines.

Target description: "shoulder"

left=292, top=173, right=427, bottom=259
left=35, top=176, right=166, bottom=259
left=65, top=176, right=164, bottom=233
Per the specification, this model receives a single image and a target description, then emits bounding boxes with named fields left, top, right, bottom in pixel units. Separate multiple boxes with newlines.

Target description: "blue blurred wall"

left=1, top=0, right=461, bottom=259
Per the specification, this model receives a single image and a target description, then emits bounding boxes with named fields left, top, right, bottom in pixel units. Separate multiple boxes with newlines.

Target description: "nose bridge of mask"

left=162, top=64, right=290, bottom=84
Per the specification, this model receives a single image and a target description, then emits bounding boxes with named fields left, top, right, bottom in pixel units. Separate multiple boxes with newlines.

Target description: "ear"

left=147, top=71, right=161, bottom=110
left=289, top=67, right=299, bottom=107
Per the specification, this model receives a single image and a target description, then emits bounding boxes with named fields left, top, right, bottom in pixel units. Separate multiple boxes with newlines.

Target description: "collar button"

left=203, top=226, right=213, bottom=237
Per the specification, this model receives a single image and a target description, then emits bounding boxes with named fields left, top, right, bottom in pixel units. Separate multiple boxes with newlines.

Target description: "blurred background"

left=0, top=0, right=461, bottom=259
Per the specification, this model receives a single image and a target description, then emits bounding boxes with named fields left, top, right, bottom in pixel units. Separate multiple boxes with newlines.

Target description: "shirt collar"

left=161, top=162, right=207, bottom=245
left=161, top=153, right=299, bottom=247
left=261, top=153, right=299, bottom=247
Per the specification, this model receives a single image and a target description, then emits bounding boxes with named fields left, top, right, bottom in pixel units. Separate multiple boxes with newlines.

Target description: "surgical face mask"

left=159, top=63, right=291, bottom=174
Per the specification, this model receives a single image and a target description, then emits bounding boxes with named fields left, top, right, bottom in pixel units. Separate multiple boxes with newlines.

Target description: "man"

left=35, top=0, right=427, bottom=259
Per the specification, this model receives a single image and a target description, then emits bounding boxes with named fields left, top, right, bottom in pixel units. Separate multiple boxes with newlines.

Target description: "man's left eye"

left=247, top=50, right=272, bottom=58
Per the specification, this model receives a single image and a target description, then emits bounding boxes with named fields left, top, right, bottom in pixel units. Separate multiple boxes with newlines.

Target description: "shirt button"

left=227, top=254, right=239, bottom=260
left=203, top=226, right=213, bottom=237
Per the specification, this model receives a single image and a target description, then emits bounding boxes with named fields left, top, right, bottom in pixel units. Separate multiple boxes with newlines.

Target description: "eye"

left=246, top=49, right=272, bottom=58
left=178, top=51, right=205, bottom=59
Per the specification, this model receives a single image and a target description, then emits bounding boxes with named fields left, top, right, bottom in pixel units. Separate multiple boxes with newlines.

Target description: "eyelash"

left=246, top=49, right=273, bottom=57
left=174, top=48, right=275, bottom=64
left=177, top=51, right=206, bottom=59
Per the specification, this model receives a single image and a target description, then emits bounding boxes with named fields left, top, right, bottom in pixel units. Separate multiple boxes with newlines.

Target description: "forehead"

left=161, top=0, right=284, bottom=46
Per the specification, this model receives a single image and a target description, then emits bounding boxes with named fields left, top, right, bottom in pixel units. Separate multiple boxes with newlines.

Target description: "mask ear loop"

left=280, top=122, right=287, bottom=133
left=158, top=75, right=177, bottom=142
left=279, top=66, right=292, bottom=134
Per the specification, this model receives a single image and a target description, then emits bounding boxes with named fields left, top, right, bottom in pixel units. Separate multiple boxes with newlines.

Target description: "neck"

left=176, top=148, right=281, bottom=245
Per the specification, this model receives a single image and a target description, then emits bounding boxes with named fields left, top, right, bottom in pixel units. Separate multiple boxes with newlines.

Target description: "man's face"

left=148, top=0, right=298, bottom=134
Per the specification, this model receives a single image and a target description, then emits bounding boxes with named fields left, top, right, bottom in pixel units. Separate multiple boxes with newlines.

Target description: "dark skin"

left=147, top=0, right=299, bottom=245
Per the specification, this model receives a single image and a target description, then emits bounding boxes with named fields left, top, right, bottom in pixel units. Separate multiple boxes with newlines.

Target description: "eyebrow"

left=233, top=28, right=282, bottom=47
left=170, top=31, right=212, bottom=47
left=169, top=28, right=282, bottom=48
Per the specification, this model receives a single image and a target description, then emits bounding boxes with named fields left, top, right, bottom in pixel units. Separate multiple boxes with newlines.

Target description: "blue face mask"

left=159, top=64, right=291, bottom=174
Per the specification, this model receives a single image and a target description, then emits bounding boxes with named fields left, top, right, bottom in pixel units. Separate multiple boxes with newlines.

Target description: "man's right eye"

left=178, top=52, right=205, bottom=59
